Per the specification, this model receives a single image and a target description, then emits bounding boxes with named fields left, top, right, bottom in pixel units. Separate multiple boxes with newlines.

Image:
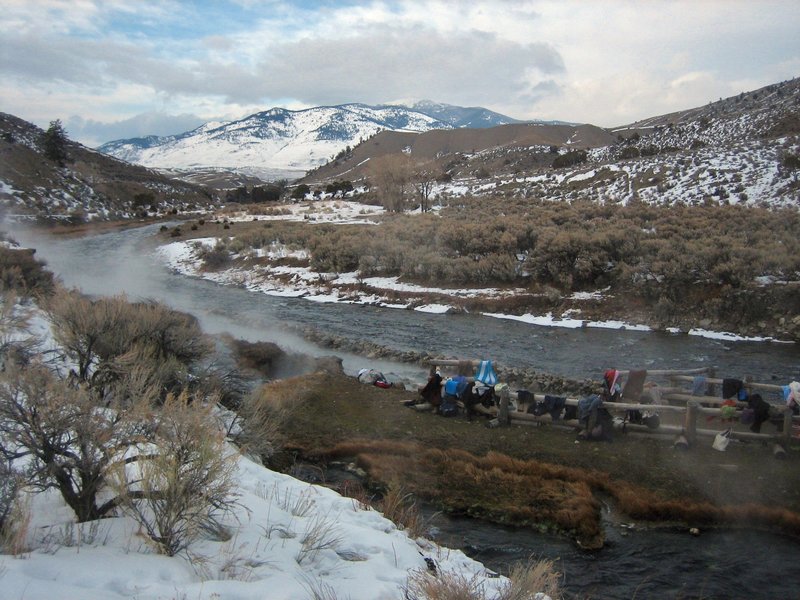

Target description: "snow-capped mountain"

left=97, top=104, right=457, bottom=179
left=404, top=100, right=525, bottom=128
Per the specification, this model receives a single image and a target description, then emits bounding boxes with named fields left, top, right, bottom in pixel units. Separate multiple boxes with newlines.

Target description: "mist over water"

left=10, top=222, right=800, bottom=599
left=11, top=222, right=426, bottom=381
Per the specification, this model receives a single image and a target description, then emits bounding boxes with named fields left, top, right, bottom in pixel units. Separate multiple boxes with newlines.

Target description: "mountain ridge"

left=96, top=102, right=525, bottom=179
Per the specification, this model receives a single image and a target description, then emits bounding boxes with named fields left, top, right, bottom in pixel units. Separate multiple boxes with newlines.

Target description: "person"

left=406, top=366, right=442, bottom=408
left=602, top=369, right=622, bottom=402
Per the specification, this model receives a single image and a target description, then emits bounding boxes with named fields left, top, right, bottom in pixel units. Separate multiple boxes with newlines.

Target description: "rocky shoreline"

left=298, top=325, right=601, bottom=395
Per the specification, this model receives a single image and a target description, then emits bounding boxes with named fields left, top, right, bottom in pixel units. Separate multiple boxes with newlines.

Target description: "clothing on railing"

left=475, top=360, right=497, bottom=386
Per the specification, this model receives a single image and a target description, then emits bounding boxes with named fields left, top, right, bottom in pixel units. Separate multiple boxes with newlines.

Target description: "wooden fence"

left=427, top=360, right=799, bottom=458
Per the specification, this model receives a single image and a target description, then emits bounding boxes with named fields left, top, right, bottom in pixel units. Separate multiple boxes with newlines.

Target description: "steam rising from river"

left=9, top=222, right=427, bottom=384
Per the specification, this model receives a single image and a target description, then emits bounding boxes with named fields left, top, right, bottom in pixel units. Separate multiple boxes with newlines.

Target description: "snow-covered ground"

left=3, top=444, right=512, bottom=600
left=0, top=295, right=536, bottom=600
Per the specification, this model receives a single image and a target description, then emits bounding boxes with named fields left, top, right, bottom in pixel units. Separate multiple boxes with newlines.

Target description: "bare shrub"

left=0, top=362, right=151, bottom=522
left=111, top=391, right=237, bottom=556
left=45, top=288, right=211, bottom=399
left=0, top=246, right=55, bottom=297
left=0, top=291, right=38, bottom=366
left=198, top=241, right=231, bottom=270
left=44, top=288, right=127, bottom=382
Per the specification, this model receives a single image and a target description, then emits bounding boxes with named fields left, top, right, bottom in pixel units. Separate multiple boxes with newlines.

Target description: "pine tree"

left=43, top=119, right=68, bottom=164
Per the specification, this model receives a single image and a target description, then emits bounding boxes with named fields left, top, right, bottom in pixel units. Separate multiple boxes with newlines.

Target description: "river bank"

left=148, top=211, right=798, bottom=344
left=11, top=210, right=800, bottom=343
left=263, top=368, right=800, bottom=600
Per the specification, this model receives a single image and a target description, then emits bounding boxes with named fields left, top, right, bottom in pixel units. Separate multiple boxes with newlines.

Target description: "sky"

left=1, top=0, right=799, bottom=147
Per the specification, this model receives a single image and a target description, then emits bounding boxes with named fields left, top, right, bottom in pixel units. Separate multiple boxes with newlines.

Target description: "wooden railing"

left=428, top=361, right=798, bottom=457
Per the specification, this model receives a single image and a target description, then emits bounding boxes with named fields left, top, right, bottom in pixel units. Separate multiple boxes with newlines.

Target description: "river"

left=11, top=222, right=800, bottom=599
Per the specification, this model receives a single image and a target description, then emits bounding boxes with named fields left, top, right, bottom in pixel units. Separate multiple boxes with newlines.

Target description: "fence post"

left=497, top=387, right=510, bottom=426
left=783, top=407, right=793, bottom=444
left=685, top=401, right=698, bottom=447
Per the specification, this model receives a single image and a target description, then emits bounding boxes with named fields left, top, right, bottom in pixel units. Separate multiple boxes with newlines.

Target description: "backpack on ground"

left=439, top=397, right=459, bottom=417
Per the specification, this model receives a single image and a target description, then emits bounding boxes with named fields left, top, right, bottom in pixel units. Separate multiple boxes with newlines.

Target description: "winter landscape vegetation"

left=2, top=1, right=800, bottom=599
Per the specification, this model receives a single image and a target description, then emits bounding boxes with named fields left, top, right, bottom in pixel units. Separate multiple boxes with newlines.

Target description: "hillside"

left=303, top=122, right=616, bottom=183
left=0, top=114, right=216, bottom=223
left=304, top=78, right=800, bottom=210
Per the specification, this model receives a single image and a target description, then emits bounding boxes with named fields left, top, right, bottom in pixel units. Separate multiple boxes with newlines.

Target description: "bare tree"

left=368, top=155, right=413, bottom=212
left=413, top=166, right=436, bottom=213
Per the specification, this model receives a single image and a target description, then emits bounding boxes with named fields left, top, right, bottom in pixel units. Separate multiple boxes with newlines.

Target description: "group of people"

left=406, top=361, right=499, bottom=419
left=359, top=362, right=798, bottom=441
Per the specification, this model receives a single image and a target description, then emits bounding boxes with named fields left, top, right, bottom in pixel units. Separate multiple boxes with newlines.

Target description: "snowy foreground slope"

left=3, top=445, right=510, bottom=600
left=0, top=297, right=532, bottom=600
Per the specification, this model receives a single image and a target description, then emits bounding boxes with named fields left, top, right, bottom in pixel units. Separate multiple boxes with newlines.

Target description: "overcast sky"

left=2, top=0, right=798, bottom=147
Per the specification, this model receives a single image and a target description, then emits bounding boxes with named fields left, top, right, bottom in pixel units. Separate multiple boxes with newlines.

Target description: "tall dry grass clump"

left=0, top=460, right=30, bottom=555
left=404, top=558, right=561, bottom=600
left=404, top=568, right=489, bottom=600
left=497, top=560, right=562, bottom=600
left=378, top=482, right=425, bottom=538
left=234, top=376, right=309, bottom=460
left=111, top=391, right=237, bottom=556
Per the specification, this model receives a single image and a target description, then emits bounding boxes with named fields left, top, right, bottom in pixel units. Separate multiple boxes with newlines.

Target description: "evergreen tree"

left=43, top=119, right=68, bottom=164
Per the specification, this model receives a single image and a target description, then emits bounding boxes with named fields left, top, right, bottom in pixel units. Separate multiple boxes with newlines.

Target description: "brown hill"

left=0, top=113, right=216, bottom=223
left=303, top=122, right=616, bottom=184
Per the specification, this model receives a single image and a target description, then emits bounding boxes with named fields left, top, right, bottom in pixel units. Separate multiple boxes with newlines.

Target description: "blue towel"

left=692, top=376, right=706, bottom=396
left=475, top=360, right=497, bottom=386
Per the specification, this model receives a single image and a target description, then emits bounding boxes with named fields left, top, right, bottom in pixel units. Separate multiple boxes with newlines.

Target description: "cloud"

left=66, top=112, right=208, bottom=147
left=0, top=0, right=798, bottom=140
left=247, top=27, right=564, bottom=107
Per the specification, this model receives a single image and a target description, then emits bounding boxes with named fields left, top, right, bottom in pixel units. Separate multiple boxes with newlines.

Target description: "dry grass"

left=498, top=560, right=562, bottom=600
left=316, top=438, right=800, bottom=548
left=403, top=558, right=562, bottom=600
left=295, top=513, right=342, bottom=565
left=322, top=441, right=604, bottom=548
left=404, top=568, right=489, bottom=600
left=0, top=492, right=31, bottom=555
left=377, top=482, right=426, bottom=539
left=235, top=378, right=306, bottom=459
